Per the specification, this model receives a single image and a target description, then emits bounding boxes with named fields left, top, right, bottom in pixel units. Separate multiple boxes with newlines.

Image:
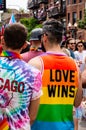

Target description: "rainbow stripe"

left=0, top=118, right=9, bottom=130
left=0, top=51, right=22, bottom=59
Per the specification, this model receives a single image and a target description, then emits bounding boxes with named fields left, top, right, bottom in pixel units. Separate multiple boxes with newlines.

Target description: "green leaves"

left=20, top=17, right=42, bottom=41
left=78, top=9, right=86, bottom=29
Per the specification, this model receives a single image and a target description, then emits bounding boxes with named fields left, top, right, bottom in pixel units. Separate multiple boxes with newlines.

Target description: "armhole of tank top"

left=74, top=59, right=80, bottom=84
left=39, top=56, right=44, bottom=77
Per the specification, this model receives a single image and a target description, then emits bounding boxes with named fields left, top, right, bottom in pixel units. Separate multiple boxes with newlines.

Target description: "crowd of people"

left=60, top=36, right=86, bottom=130
left=0, top=18, right=85, bottom=130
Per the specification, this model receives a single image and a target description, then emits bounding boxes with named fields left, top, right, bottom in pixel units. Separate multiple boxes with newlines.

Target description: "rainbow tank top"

left=31, top=52, right=78, bottom=130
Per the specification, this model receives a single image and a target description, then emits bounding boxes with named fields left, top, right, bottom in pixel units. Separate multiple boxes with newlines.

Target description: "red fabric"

left=0, top=45, right=3, bottom=53
left=22, top=51, right=44, bottom=62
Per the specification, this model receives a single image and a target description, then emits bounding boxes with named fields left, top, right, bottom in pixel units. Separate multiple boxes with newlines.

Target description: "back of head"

left=4, top=23, right=28, bottom=50
left=42, top=19, right=64, bottom=43
left=29, top=28, right=43, bottom=41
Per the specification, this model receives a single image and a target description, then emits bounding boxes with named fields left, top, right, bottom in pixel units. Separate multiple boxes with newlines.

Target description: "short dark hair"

left=42, top=19, right=64, bottom=43
left=66, top=38, right=74, bottom=45
left=83, top=42, right=86, bottom=49
left=4, top=23, right=28, bottom=50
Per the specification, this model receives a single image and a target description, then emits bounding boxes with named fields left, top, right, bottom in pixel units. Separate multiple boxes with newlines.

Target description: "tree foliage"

left=20, top=17, right=42, bottom=41
left=78, top=9, right=86, bottom=29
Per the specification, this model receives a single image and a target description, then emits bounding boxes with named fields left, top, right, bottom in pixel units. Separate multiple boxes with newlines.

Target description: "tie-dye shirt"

left=0, top=57, right=42, bottom=130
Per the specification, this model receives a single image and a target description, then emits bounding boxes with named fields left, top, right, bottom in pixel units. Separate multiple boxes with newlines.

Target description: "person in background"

left=80, top=69, right=86, bottom=122
left=74, top=40, right=86, bottom=130
left=78, top=35, right=84, bottom=42
left=28, top=19, right=82, bottom=130
left=60, top=40, right=66, bottom=48
left=74, top=41, right=85, bottom=72
left=66, top=30, right=71, bottom=40
left=83, top=41, right=86, bottom=68
left=60, top=40, right=70, bottom=57
left=83, top=41, right=86, bottom=50
left=61, top=47, right=70, bottom=57
left=0, top=23, right=42, bottom=130
left=21, top=28, right=45, bottom=62
left=20, top=41, right=30, bottom=54
left=66, top=38, right=76, bottom=59
left=82, top=69, right=86, bottom=101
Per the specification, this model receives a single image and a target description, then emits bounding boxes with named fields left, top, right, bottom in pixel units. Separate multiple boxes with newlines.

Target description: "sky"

left=6, top=0, right=28, bottom=11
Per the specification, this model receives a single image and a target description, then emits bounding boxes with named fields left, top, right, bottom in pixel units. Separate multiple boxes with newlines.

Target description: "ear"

left=43, top=34, right=47, bottom=44
left=22, top=41, right=30, bottom=50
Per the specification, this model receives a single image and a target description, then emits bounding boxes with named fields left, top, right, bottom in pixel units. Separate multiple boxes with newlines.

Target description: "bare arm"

left=29, top=98, right=40, bottom=125
left=81, top=67, right=86, bottom=88
left=28, top=56, right=42, bottom=72
left=28, top=57, right=43, bottom=125
left=74, top=71, right=82, bottom=107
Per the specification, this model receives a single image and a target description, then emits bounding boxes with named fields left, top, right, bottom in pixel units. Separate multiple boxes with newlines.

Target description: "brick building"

left=28, top=0, right=66, bottom=27
left=66, top=0, right=85, bottom=26
left=2, top=9, right=30, bottom=24
left=0, top=9, right=30, bottom=43
left=66, top=0, right=86, bottom=40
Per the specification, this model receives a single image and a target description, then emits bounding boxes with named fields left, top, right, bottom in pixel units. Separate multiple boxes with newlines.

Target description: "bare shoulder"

left=28, top=56, right=42, bottom=72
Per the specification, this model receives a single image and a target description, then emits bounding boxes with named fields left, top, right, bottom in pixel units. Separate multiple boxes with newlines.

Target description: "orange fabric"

left=41, top=53, right=78, bottom=98
left=41, top=54, right=77, bottom=70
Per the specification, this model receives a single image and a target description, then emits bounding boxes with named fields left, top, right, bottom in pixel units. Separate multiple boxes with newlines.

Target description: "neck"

left=30, top=44, right=42, bottom=51
left=79, top=50, right=83, bottom=53
left=30, top=44, right=41, bottom=49
left=46, top=44, right=62, bottom=52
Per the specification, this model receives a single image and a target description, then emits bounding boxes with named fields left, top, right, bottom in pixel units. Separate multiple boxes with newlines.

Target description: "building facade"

left=28, top=0, right=66, bottom=27
left=66, top=0, right=86, bottom=40
left=28, top=0, right=86, bottom=40
left=66, top=0, right=85, bottom=26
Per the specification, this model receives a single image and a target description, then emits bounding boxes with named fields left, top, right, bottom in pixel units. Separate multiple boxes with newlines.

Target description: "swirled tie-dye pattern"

left=0, top=56, right=42, bottom=130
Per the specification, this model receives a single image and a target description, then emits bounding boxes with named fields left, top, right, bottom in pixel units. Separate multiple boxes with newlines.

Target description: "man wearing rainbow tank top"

left=28, top=19, right=82, bottom=130
left=0, top=23, right=42, bottom=130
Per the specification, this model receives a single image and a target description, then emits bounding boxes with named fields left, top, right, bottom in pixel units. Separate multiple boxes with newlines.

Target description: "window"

left=79, top=11, right=82, bottom=20
left=72, top=0, right=76, bottom=4
left=72, top=12, right=77, bottom=24
left=68, top=13, right=70, bottom=23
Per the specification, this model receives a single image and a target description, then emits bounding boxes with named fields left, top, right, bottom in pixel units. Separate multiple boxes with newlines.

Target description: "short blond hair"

left=62, top=48, right=70, bottom=57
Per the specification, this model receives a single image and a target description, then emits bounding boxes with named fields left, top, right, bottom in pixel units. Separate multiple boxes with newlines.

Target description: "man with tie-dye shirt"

left=0, top=23, right=42, bottom=130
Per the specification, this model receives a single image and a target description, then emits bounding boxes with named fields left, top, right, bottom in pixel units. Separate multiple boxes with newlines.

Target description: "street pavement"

left=78, top=119, right=86, bottom=130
